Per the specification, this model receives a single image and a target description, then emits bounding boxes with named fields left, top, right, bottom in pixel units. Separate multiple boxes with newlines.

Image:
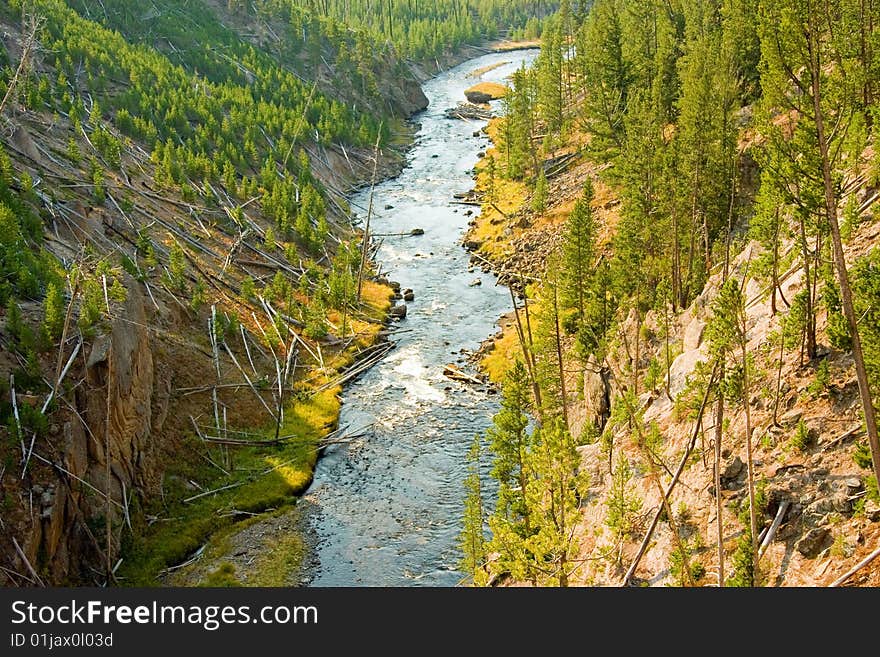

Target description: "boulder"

left=864, top=499, right=880, bottom=522
left=410, top=228, right=425, bottom=236
left=469, top=278, right=482, bottom=287
left=805, top=497, right=836, bottom=518
left=464, top=82, right=508, bottom=104
left=403, top=289, right=415, bottom=302
left=389, top=304, right=407, bottom=319
left=845, top=478, right=863, bottom=493
left=668, top=345, right=709, bottom=397
left=796, top=527, right=831, bottom=558
left=722, top=456, right=744, bottom=481
left=682, top=318, right=705, bottom=350
left=780, top=409, right=803, bottom=426
left=11, top=125, right=42, bottom=165
left=465, top=89, right=493, bottom=103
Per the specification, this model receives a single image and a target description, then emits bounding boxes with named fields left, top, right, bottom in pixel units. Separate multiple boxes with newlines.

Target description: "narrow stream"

left=302, top=48, right=539, bottom=587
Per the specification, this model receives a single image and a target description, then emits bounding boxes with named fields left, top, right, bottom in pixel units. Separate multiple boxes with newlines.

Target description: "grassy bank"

left=118, top=281, right=393, bottom=586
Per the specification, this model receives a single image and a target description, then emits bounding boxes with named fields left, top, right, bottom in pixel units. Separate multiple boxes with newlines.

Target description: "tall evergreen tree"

left=524, top=417, right=589, bottom=586
left=486, top=360, right=538, bottom=583
left=574, top=0, right=631, bottom=161
left=458, top=436, right=489, bottom=587
left=561, top=180, right=596, bottom=323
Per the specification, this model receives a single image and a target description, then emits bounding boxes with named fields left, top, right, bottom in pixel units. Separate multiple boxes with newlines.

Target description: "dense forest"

left=459, top=0, right=880, bottom=587
left=0, top=0, right=554, bottom=586
left=2, top=0, right=877, bottom=590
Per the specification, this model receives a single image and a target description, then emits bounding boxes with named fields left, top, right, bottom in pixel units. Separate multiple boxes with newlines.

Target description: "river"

left=301, top=48, right=540, bottom=587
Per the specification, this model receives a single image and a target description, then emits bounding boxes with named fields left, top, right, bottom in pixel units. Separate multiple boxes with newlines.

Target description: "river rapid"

left=302, top=48, right=539, bottom=587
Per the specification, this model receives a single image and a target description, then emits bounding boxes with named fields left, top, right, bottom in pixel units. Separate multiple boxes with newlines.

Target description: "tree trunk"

left=713, top=363, right=725, bottom=587
left=742, top=337, right=759, bottom=579
left=797, top=213, right=817, bottom=361
left=553, top=286, right=570, bottom=431
left=808, top=33, right=880, bottom=493
left=509, top=284, right=543, bottom=416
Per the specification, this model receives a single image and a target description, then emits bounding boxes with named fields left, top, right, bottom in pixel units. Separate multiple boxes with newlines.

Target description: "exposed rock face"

left=19, top=277, right=159, bottom=582
left=796, top=527, right=832, bottom=558
left=577, top=442, right=609, bottom=493
left=682, top=317, right=705, bottom=350
left=721, top=456, right=745, bottom=482
left=394, top=74, right=429, bottom=115
left=581, top=357, right=611, bottom=435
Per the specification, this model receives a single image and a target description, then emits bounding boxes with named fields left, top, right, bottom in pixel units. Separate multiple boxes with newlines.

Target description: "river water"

left=301, top=48, right=539, bottom=586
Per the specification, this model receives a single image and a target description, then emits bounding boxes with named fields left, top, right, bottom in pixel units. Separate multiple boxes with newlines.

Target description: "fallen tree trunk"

left=827, top=544, right=880, bottom=587
left=443, top=364, right=485, bottom=385
left=622, top=362, right=719, bottom=586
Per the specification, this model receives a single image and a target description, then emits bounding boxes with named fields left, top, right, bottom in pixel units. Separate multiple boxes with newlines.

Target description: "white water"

left=302, top=49, right=540, bottom=586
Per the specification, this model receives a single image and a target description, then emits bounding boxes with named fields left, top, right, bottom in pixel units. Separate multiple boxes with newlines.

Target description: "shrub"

left=789, top=419, right=810, bottom=453
left=806, top=359, right=830, bottom=398
left=853, top=440, right=873, bottom=469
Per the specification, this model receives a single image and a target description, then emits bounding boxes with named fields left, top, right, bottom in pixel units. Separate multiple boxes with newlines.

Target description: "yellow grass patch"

left=468, top=61, right=509, bottom=78
left=465, top=81, right=509, bottom=101
left=467, top=120, right=529, bottom=259
left=492, top=39, right=542, bottom=52
left=480, top=319, right=522, bottom=384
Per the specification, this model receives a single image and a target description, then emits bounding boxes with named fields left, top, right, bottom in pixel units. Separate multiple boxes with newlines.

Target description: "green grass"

left=118, top=386, right=340, bottom=586
left=194, top=513, right=307, bottom=587
left=245, top=532, right=307, bottom=586
left=117, top=273, right=391, bottom=586
left=203, top=563, right=241, bottom=587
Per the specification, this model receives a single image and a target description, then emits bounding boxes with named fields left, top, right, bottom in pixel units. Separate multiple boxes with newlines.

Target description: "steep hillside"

left=457, top=1, right=880, bottom=588
left=467, top=106, right=880, bottom=588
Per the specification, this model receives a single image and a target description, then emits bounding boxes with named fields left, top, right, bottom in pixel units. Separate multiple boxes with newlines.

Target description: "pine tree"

left=749, top=167, right=793, bottom=316
left=605, top=453, right=642, bottom=551
left=240, top=275, right=255, bottom=300
left=524, top=417, right=589, bottom=586
left=531, top=168, right=547, bottom=213
left=42, top=281, right=65, bottom=343
left=759, top=0, right=880, bottom=495
left=458, top=436, right=489, bottom=587
left=536, top=15, right=564, bottom=140
left=485, top=359, right=538, bottom=584
left=574, top=0, right=631, bottom=161
left=706, top=276, right=758, bottom=578
left=531, top=262, right=570, bottom=427
left=561, top=179, right=595, bottom=323
left=500, top=65, right=537, bottom=179
left=487, top=360, right=534, bottom=534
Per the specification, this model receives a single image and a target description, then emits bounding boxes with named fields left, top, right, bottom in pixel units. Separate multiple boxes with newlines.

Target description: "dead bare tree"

left=623, top=362, right=719, bottom=586
left=0, top=10, right=44, bottom=120
left=356, top=126, right=383, bottom=302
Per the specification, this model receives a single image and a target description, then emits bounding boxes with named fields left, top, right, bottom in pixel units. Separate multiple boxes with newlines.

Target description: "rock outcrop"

left=18, top=276, right=162, bottom=583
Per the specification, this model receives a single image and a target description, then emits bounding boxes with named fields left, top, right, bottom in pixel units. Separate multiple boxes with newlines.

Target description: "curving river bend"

left=301, top=48, right=539, bottom=587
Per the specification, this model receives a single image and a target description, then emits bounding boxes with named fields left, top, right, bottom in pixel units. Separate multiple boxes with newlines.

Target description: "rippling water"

left=303, top=49, right=540, bottom=587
